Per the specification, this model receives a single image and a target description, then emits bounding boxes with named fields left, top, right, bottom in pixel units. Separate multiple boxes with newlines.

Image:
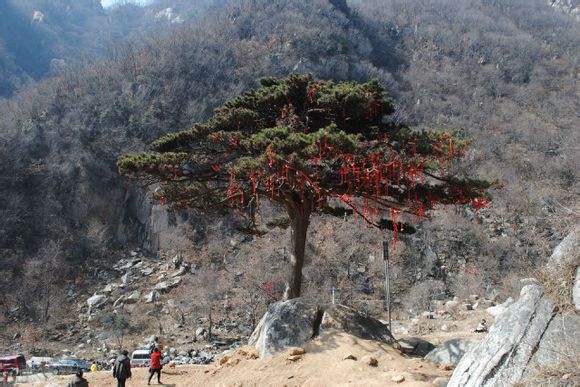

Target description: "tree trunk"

left=284, top=202, right=311, bottom=299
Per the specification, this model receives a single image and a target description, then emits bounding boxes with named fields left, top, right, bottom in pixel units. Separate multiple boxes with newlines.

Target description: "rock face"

left=485, top=297, right=513, bottom=317
left=449, top=284, right=556, bottom=386
left=249, top=300, right=395, bottom=357
left=525, top=314, right=580, bottom=375
left=425, top=338, right=478, bottom=366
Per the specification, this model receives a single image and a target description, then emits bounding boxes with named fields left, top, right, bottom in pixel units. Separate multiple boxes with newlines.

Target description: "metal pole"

left=383, top=240, right=391, bottom=332
left=332, top=287, right=335, bottom=305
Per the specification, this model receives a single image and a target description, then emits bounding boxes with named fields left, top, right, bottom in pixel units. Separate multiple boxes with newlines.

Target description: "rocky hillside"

left=0, top=0, right=578, bottom=356
left=547, top=0, right=580, bottom=20
left=0, top=0, right=223, bottom=97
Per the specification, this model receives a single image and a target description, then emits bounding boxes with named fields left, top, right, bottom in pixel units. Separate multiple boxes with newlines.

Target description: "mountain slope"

left=0, top=0, right=578, bottom=347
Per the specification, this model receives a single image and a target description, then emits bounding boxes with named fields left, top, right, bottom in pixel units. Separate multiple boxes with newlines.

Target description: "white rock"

left=87, top=294, right=107, bottom=309
left=121, top=271, right=134, bottom=285
left=172, top=266, right=187, bottom=277
left=394, top=326, right=409, bottom=335
left=144, top=291, right=160, bottom=303
left=113, top=296, right=124, bottom=307
left=125, top=291, right=141, bottom=304
left=445, top=300, right=460, bottom=314
left=103, top=284, right=115, bottom=294
left=155, top=277, right=182, bottom=292
left=141, top=267, right=154, bottom=276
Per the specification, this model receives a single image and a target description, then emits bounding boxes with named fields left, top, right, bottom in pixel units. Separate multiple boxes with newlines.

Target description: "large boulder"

left=249, top=299, right=320, bottom=358
left=424, top=338, right=478, bottom=366
left=398, top=337, right=436, bottom=357
left=320, top=304, right=396, bottom=344
left=448, top=284, right=556, bottom=386
left=249, top=300, right=395, bottom=357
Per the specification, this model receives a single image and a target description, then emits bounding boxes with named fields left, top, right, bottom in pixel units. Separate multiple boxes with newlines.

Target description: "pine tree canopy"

left=118, top=73, right=494, bottom=241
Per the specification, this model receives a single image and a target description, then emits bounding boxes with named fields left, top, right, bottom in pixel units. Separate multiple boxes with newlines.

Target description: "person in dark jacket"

left=68, top=370, right=89, bottom=387
left=112, top=350, right=132, bottom=387
left=147, top=347, right=162, bottom=385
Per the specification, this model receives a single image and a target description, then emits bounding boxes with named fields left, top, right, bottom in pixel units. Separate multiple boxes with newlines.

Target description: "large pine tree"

left=118, top=73, right=493, bottom=299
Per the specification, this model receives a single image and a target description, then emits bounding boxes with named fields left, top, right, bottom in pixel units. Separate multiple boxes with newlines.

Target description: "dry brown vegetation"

left=0, top=0, right=578, bottom=353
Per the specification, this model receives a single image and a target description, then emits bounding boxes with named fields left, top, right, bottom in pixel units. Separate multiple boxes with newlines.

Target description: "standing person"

left=112, top=350, right=132, bottom=387
left=147, top=348, right=162, bottom=385
left=67, top=370, right=89, bottom=387
left=90, top=361, right=98, bottom=372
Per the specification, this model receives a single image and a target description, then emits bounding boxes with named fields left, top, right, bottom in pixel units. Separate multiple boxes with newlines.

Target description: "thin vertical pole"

left=332, top=287, right=335, bottom=305
left=383, top=240, right=391, bottom=332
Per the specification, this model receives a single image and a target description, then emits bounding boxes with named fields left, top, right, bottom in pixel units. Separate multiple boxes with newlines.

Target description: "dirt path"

left=17, top=330, right=452, bottom=387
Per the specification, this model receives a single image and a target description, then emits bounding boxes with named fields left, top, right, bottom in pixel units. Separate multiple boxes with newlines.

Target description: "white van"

left=130, top=349, right=150, bottom=368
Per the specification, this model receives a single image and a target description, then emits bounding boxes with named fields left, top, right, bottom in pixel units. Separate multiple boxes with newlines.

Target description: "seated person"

left=68, top=370, right=89, bottom=387
left=474, top=318, right=489, bottom=333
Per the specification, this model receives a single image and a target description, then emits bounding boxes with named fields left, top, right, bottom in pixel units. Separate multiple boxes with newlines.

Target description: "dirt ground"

left=17, top=331, right=454, bottom=387
left=16, top=310, right=491, bottom=387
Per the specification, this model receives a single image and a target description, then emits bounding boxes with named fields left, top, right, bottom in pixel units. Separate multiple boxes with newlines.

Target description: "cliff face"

left=547, top=0, right=580, bottom=20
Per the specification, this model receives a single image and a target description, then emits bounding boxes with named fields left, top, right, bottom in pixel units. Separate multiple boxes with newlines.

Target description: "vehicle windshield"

left=132, top=354, right=149, bottom=360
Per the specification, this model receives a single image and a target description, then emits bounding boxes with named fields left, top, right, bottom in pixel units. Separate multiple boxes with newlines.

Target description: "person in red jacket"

left=147, top=347, right=163, bottom=385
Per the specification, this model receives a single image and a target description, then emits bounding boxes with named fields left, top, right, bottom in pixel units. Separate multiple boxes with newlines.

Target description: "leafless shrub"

left=402, top=280, right=446, bottom=316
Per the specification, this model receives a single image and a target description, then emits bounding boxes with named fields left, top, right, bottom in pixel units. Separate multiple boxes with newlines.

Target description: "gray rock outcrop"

left=425, top=338, right=478, bottom=366
left=449, top=284, right=556, bottom=386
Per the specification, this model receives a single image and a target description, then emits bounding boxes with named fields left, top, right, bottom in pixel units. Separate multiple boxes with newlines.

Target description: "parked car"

left=50, top=358, right=91, bottom=375
left=0, top=355, right=27, bottom=375
left=130, top=349, right=150, bottom=368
